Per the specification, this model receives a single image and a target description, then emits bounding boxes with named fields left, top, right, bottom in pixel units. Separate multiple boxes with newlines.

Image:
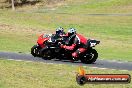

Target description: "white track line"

left=90, top=67, right=129, bottom=71
left=99, top=59, right=130, bottom=63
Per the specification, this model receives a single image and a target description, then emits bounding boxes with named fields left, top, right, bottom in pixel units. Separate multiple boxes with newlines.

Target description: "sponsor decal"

left=76, top=66, right=131, bottom=85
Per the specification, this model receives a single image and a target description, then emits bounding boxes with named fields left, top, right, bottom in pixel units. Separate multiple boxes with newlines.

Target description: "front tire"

left=31, top=45, right=40, bottom=57
left=80, top=49, right=98, bottom=64
left=40, top=47, right=54, bottom=60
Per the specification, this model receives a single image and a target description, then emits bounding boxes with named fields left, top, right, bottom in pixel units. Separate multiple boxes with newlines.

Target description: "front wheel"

left=40, top=47, right=54, bottom=60
left=80, top=49, right=98, bottom=64
left=31, top=45, right=41, bottom=57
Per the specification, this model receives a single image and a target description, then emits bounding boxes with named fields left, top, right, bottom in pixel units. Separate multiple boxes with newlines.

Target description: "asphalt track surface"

left=0, top=52, right=132, bottom=71
left=54, top=13, right=132, bottom=16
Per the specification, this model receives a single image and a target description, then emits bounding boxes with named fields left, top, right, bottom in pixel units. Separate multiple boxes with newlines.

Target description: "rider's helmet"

left=67, top=28, right=76, bottom=37
left=56, top=27, right=64, bottom=35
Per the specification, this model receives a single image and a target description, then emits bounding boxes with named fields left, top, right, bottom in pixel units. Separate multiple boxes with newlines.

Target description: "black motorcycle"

left=40, top=34, right=100, bottom=64
left=40, top=34, right=66, bottom=60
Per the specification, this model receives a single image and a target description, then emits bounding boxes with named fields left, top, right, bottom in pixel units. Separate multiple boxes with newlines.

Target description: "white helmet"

left=68, top=28, right=76, bottom=36
left=68, top=28, right=76, bottom=33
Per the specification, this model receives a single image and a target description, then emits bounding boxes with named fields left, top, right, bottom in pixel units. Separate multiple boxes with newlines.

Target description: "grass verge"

left=0, top=58, right=132, bottom=88
left=36, top=0, right=132, bottom=14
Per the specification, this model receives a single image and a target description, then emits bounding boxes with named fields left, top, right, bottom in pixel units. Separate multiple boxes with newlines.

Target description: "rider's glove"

left=58, top=42, right=62, bottom=46
left=65, top=46, right=73, bottom=50
left=65, top=44, right=76, bottom=50
left=60, top=45, right=66, bottom=48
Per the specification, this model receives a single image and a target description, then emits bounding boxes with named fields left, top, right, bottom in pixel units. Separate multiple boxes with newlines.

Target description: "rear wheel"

left=31, top=45, right=40, bottom=57
left=80, top=49, right=98, bottom=64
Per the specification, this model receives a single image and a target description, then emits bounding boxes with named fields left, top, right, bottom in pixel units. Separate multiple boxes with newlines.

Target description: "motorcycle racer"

left=32, top=27, right=99, bottom=64
left=61, top=28, right=88, bottom=61
left=55, top=27, right=66, bottom=36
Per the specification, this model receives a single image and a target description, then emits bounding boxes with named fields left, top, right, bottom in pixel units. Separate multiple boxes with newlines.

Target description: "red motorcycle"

left=31, top=33, right=100, bottom=64
left=31, top=34, right=52, bottom=57
left=38, top=34, right=100, bottom=64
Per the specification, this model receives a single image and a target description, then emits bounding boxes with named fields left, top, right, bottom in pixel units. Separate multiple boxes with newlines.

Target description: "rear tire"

left=31, top=45, right=40, bottom=57
left=80, top=49, right=98, bottom=64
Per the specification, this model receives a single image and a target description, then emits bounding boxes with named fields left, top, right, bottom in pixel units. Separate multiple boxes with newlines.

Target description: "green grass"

left=36, top=0, right=132, bottom=14
left=0, top=29, right=35, bottom=53
left=0, top=10, right=132, bottom=61
left=0, top=0, right=132, bottom=61
left=0, top=1, right=132, bottom=88
left=0, top=58, right=131, bottom=88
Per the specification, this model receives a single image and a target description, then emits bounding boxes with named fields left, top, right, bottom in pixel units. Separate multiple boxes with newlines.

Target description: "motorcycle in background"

left=31, top=34, right=52, bottom=57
